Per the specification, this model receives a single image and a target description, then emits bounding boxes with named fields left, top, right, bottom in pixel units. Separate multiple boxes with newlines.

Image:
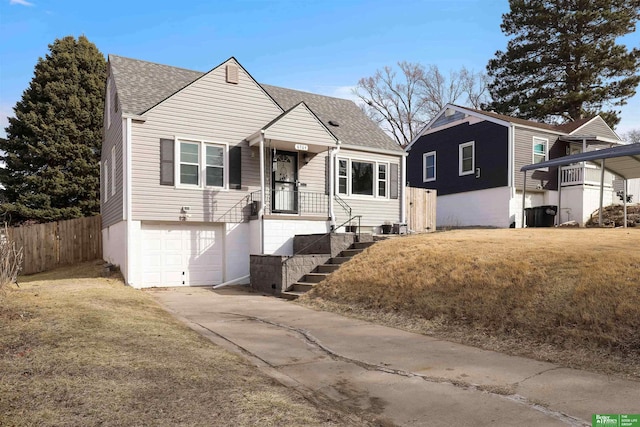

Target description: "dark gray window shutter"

left=160, top=139, right=174, bottom=186
left=229, top=146, right=242, bottom=189
left=390, top=163, right=399, bottom=199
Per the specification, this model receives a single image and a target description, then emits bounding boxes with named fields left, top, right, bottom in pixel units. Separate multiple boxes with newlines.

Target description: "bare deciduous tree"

left=354, top=62, right=489, bottom=147
left=1, top=224, right=23, bottom=291
left=622, top=129, right=640, bottom=144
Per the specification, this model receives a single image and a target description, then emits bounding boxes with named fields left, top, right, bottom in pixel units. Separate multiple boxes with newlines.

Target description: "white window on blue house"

left=459, top=141, right=475, bottom=176
left=533, top=137, right=548, bottom=164
left=423, top=151, right=436, bottom=182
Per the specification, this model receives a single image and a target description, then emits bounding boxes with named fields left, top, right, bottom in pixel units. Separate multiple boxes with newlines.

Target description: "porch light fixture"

left=303, top=153, right=311, bottom=164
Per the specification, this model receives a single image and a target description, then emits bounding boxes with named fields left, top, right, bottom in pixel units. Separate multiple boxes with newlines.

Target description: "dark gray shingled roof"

left=260, top=84, right=401, bottom=152
left=109, top=55, right=203, bottom=115
left=108, top=55, right=402, bottom=153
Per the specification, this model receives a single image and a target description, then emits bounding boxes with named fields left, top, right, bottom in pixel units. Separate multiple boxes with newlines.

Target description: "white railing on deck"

left=560, top=164, right=614, bottom=187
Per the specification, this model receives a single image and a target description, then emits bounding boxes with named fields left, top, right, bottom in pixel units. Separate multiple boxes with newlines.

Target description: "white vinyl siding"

left=459, top=141, right=474, bottom=176
left=423, top=151, right=436, bottom=182
left=533, top=137, right=548, bottom=164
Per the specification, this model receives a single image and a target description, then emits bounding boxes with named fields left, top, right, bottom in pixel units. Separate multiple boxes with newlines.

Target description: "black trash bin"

left=525, top=205, right=557, bottom=227
left=524, top=208, right=536, bottom=228
left=539, top=205, right=557, bottom=227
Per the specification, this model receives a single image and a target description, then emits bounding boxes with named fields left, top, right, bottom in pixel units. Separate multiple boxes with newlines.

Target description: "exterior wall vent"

left=226, top=64, right=239, bottom=84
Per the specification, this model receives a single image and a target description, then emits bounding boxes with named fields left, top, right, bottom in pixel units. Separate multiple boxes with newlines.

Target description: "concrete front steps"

left=281, top=241, right=375, bottom=300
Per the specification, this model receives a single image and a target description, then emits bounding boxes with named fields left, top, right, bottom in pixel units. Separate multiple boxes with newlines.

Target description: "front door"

left=272, top=151, right=298, bottom=213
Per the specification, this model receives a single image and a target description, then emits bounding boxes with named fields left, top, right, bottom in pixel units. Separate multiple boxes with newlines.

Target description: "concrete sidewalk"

left=149, top=286, right=639, bottom=427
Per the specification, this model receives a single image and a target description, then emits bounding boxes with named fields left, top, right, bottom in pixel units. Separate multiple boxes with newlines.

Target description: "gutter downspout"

left=400, top=153, right=407, bottom=224
left=212, top=274, right=250, bottom=289
left=328, top=141, right=341, bottom=230
left=259, top=131, right=265, bottom=254
left=125, top=117, right=133, bottom=286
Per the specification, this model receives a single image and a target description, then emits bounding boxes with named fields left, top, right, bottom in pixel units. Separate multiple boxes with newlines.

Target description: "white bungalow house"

left=101, top=55, right=405, bottom=288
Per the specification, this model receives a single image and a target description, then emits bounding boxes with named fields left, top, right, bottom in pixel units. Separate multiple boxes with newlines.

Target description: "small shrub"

left=0, top=225, right=23, bottom=291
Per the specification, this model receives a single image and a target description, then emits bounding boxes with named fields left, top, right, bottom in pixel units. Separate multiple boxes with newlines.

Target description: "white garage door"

left=140, top=223, right=223, bottom=287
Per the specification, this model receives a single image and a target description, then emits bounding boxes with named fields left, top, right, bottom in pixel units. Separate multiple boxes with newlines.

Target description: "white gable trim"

left=405, top=104, right=511, bottom=151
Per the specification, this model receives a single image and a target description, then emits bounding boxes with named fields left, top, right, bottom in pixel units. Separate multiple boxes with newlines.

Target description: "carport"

left=520, top=143, right=640, bottom=228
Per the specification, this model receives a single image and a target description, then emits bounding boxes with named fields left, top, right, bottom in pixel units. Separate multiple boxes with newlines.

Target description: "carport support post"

left=557, top=167, right=562, bottom=226
left=521, top=171, right=527, bottom=228
left=624, top=179, right=628, bottom=228
left=599, top=159, right=605, bottom=226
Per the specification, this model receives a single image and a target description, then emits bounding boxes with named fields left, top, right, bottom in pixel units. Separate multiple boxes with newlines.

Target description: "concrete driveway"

left=149, top=286, right=639, bottom=427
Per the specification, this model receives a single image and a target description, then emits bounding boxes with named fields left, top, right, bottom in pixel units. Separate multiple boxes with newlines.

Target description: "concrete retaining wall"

left=250, top=254, right=330, bottom=295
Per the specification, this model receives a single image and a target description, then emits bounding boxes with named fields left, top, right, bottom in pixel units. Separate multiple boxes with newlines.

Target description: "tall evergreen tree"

left=487, top=0, right=640, bottom=128
left=0, top=35, right=106, bottom=224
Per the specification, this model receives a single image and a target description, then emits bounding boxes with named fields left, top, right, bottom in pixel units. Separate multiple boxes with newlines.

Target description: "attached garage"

left=140, top=223, right=223, bottom=287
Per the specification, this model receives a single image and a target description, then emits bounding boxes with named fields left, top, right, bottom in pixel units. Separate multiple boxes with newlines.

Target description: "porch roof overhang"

left=558, top=135, right=623, bottom=145
left=521, top=142, right=640, bottom=180
left=246, top=101, right=339, bottom=153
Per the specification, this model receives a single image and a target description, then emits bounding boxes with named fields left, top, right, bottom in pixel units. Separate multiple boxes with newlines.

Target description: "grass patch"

left=0, top=261, right=356, bottom=426
left=300, top=229, right=640, bottom=379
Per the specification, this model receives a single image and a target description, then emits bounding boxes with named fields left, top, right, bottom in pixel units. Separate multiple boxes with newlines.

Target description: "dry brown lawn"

left=0, top=261, right=359, bottom=426
left=300, top=228, right=640, bottom=379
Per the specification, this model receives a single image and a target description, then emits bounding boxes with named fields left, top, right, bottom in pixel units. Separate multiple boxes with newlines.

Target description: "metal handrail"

left=334, top=194, right=352, bottom=219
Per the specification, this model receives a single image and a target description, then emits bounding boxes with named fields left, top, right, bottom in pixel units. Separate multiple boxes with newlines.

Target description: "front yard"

left=300, top=228, right=640, bottom=380
left=0, top=262, right=355, bottom=426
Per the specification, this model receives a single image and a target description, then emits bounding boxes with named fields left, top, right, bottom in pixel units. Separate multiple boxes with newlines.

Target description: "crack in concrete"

left=517, top=366, right=564, bottom=385
left=220, top=312, right=589, bottom=427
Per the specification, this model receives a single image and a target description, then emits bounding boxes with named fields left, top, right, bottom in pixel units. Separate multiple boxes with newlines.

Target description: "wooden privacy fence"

left=405, top=187, right=437, bottom=233
left=7, top=216, right=102, bottom=275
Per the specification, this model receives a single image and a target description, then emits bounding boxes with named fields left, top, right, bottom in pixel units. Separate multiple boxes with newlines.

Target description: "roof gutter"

left=339, top=143, right=406, bottom=156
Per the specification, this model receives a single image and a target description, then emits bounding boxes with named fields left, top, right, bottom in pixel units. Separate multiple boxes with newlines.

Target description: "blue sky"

left=1, top=0, right=639, bottom=139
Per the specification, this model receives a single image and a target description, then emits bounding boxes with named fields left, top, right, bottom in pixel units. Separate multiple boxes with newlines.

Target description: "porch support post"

left=623, top=178, right=628, bottom=228
left=557, top=166, right=562, bottom=226
left=400, top=154, right=407, bottom=224
left=598, top=158, right=605, bottom=227
left=259, top=131, right=266, bottom=254
left=521, top=171, right=527, bottom=228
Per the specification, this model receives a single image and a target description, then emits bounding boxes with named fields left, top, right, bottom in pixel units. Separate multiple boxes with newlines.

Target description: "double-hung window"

left=423, top=151, right=436, bottom=182
left=337, top=158, right=392, bottom=198
left=459, top=141, right=474, bottom=176
left=178, top=139, right=226, bottom=188
left=377, top=164, right=387, bottom=197
left=533, top=137, right=548, bottom=164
